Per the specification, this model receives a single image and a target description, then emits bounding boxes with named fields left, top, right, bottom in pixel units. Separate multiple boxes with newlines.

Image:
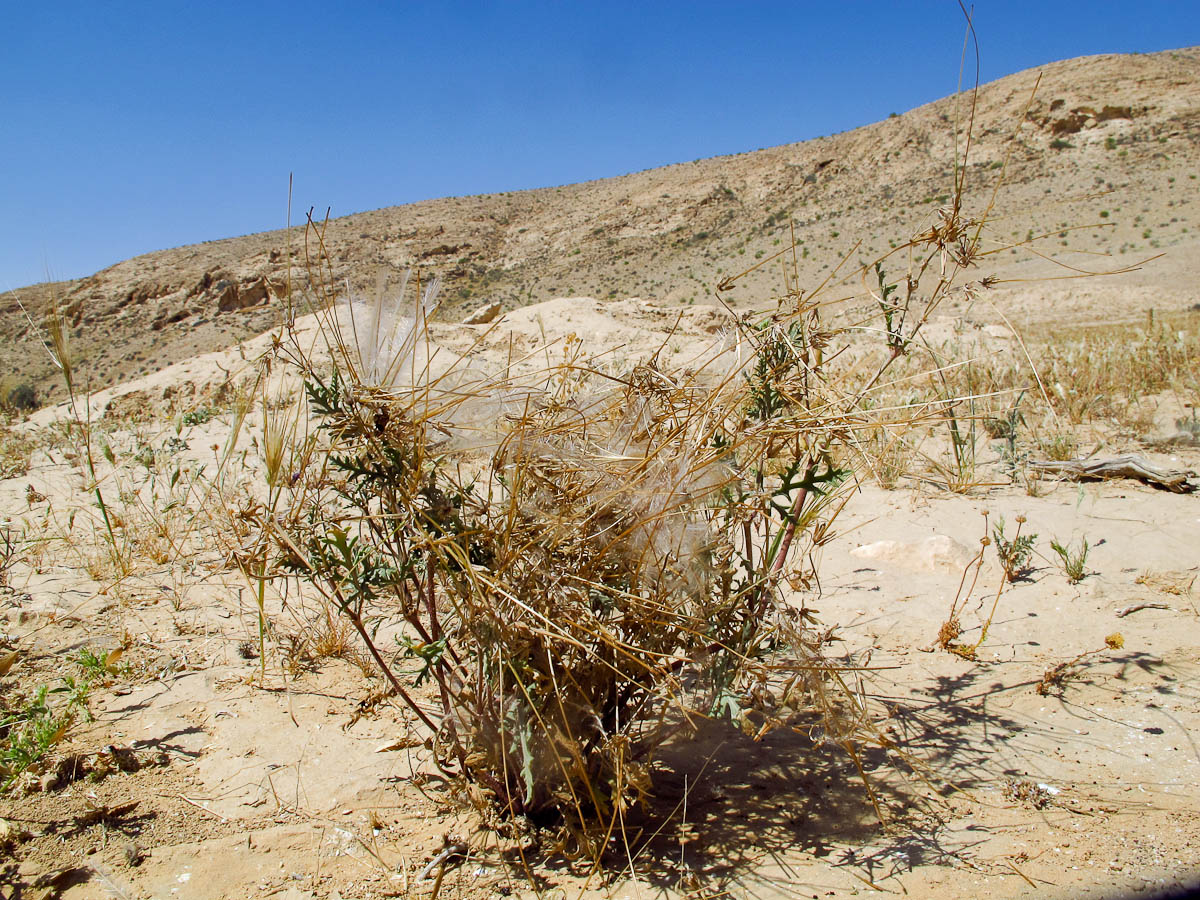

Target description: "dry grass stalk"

left=1036, top=633, right=1125, bottom=695
left=937, top=511, right=991, bottom=655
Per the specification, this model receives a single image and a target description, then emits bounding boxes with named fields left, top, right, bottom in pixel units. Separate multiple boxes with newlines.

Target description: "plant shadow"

left=599, top=652, right=1178, bottom=896
left=607, top=715, right=945, bottom=897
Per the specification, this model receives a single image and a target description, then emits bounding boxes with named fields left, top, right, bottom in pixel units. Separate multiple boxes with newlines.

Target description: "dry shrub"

left=274, top=608, right=370, bottom=678
left=224, top=58, right=1151, bottom=845
left=1036, top=633, right=1125, bottom=696
left=0, top=522, right=20, bottom=589
left=231, top=163, right=1021, bottom=840
left=269, top=310, right=861, bottom=825
left=1135, top=570, right=1197, bottom=596
left=861, top=423, right=913, bottom=490
left=0, top=378, right=38, bottom=414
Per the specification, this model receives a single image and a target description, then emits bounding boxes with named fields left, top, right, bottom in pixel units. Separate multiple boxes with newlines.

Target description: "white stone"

left=850, top=534, right=978, bottom=574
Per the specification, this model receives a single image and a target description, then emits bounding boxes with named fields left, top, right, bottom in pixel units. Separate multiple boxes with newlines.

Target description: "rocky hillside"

left=4, top=46, right=1198, bottom=403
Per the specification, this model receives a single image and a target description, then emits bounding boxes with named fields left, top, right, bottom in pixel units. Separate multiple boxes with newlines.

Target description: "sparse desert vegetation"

left=1, top=45, right=1199, bottom=900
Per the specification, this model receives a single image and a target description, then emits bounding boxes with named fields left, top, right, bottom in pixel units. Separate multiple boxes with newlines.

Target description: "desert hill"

left=3, top=45, right=1198, bottom=404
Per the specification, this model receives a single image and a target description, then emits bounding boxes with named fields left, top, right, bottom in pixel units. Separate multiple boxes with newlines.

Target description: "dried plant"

left=224, top=56, right=1129, bottom=848
left=233, top=154, right=1022, bottom=840
left=264, top=293, right=860, bottom=827
left=937, top=511, right=991, bottom=657
left=0, top=522, right=20, bottom=590
left=1036, top=633, right=1125, bottom=695
left=0, top=418, right=36, bottom=479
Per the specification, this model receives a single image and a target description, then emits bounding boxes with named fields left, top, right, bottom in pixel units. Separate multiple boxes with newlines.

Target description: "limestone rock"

left=850, top=535, right=978, bottom=574
left=214, top=277, right=274, bottom=313
left=463, top=300, right=502, bottom=325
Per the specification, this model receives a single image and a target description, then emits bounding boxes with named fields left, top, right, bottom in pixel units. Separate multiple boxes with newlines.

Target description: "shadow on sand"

left=588, top=650, right=1174, bottom=897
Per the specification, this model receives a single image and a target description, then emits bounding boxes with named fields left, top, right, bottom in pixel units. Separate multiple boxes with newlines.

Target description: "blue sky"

left=2, top=1, right=1196, bottom=289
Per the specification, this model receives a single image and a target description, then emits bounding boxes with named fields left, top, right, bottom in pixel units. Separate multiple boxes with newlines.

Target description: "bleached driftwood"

left=1115, top=602, right=1172, bottom=617
left=1029, top=454, right=1196, bottom=493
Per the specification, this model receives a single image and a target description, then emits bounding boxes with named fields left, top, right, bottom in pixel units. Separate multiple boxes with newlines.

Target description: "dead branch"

left=1029, top=455, right=1196, bottom=493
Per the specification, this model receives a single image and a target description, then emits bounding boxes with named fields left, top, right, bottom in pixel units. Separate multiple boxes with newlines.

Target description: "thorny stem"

left=767, top=458, right=817, bottom=578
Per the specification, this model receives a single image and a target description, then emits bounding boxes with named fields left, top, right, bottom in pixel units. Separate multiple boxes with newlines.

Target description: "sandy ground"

left=1, top=296, right=1198, bottom=900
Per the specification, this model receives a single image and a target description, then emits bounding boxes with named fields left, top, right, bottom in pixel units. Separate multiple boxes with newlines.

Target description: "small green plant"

left=72, top=647, right=127, bottom=685
left=181, top=405, right=218, bottom=427
left=993, top=515, right=1037, bottom=582
left=938, top=383, right=980, bottom=492
left=1049, top=536, right=1089, bottom=584
left=1037, top=428, right=1078, bottom=461
left=1049, top=138, right=1073, bottom=150
left=874, top=262, right=907, bottom=356
left=984, top=403, right=1021, bottom=442
left=987, top=393, right=1029, bottom=481
left=0, top=668, right=93, bottom=791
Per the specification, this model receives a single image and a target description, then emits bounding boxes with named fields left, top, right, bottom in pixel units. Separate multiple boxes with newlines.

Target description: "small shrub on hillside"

left=261, top=282, right=863, bottom=825
left=0, top=381, right=38, bottom=413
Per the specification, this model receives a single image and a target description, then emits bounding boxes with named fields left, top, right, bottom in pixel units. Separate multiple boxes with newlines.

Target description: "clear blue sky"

left=2, top=1, right=1195, bottom=289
